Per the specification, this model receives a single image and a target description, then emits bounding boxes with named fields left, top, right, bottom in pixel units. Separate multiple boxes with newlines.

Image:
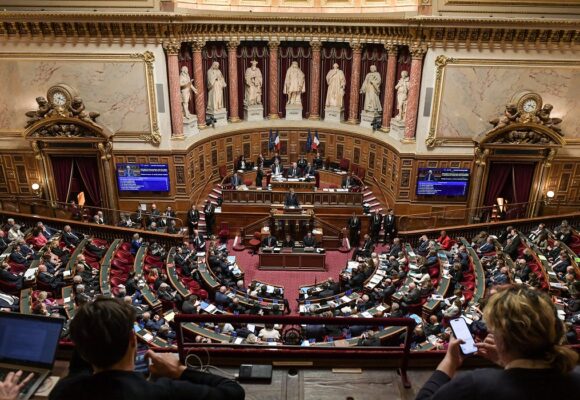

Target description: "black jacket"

left=50, top=369, right=244, bottom=400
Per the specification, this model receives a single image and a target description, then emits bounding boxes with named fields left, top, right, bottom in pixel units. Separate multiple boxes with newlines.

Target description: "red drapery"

left=51, top=157, right=74, bottom=204
left=359, top=44, right=388, bottom=116
left=393, top=46, right=411, bottom=118
left=236, top=42, right=270, bottom=120
left=484, top=162, right=536, bottom=219
left=484, top=163, right=512, bottom=207
left=319, top=44, right=352, bottom=119
left=75, top=157, right=102, bottom=207
left=278, top=43, right=312, bottom=118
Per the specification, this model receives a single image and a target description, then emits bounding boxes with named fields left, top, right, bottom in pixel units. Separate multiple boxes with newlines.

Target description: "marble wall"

left=436, top=63, right=580, bottom=139
left=0, top=56, right=151, bottom=135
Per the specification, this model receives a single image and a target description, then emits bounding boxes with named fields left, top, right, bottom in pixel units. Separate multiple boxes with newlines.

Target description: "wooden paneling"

left=545, top=159, right=580, bottom=212
left=0, top=152, right=41, bottom=197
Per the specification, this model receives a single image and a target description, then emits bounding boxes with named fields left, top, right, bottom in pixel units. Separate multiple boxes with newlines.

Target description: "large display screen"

left=116, top=163, right=170, bottom=192
left=416, top=168, right=470, bottom=197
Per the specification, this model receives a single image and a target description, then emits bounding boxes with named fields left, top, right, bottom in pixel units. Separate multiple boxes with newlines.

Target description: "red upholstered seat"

left=248, top=231, right=261, bottom=254
left=110, top=276, right=126, bottom=287
left=244, top=179, right=253, bottom=187
left=120, top=242, right=131, bottom=252
left=0, top=280, right=20, bottom=295
left=218, top=222, right=230, bottom=243
left=339, top=158, right=350, bottom=171
left=356, top=167, right=366, bottom=181
left=8, top=262, right=27, bottom=274
left=219, top=165, right=228, bottom=180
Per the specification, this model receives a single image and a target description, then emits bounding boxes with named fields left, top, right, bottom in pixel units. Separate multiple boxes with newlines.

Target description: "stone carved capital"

left=163, top=40, right=181, bottom=55
left=349, top=42, right=363, bottom=52
left=268, top=40, right=280, bottom=50
left=410, top=43, right=428, bottom=59
left=310, top=41, right=323, bottom=52
left=384, top=43, right=399, bottom=56
left=191, top=40, right=206, bottom=52
left=227, top=40, right=240, bottom=51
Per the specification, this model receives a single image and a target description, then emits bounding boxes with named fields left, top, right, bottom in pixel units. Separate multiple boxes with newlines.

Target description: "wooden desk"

left=166, top=247, right=191, bottom=298
left=318, top=169, right=347, bottom=187
left=270, top=179, right=315, bottom=191
left=258, top=249, right=326, bottom=271
left=221, top=189, right=362, bottom=208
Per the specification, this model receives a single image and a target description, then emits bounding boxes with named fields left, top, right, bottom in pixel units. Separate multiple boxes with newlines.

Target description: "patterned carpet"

left=226, top=239, right=387, bottom=313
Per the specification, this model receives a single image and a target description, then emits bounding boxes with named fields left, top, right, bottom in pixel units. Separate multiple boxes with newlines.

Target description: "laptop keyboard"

left=0, top=368, right=39, bottom=395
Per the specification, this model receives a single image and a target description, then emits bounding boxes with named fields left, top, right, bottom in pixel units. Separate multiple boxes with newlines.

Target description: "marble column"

left=308, top=41, right=322, bottom=120
left=347, top=42, right=363, bottom=124
left=191, top=41, right=207, bottom=129
left=380, top=44, right=399, bottom=132
left=227, top=40, right=241, bottom=122
left=403, top=45, right=427, bottom=141
left=163, top=41, right=183, bottom=138
left=268, top=40, right=280, bottom=119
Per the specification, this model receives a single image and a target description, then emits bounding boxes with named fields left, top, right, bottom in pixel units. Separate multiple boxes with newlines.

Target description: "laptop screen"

left=0, top=313, right=63, bottom=368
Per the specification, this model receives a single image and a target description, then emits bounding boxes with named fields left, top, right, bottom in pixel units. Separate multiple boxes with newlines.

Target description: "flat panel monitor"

left=116, top=163, right=170, bottom=192
left=416, top=168, right=470, bottom=197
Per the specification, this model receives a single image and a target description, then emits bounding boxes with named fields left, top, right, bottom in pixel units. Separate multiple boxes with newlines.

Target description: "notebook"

left=0, top=313, right=64, bottom=400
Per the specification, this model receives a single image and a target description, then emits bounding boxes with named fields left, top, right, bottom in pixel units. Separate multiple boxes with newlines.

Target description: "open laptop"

left=0, top=313, right=64, bottom=399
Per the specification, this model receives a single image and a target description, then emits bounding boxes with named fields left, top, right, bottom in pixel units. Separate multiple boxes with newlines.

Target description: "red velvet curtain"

left=484, top=163, right=512, bottom=206
left=75, top=157, right=102, bottom=207
left=393, top=46, right=411, bottom=117
left=178, top=43, right=195, bottom=115
left=359, top=44, right=388, bottom=116
left=51, top=157, right=74, bottom=203
left=278, top=43, right=312, bottom=118
left=320, top=44, right=352, bottom=119
left=202, top=43, right=229, bottom=112
left=236, top=42, right=269, bottom=120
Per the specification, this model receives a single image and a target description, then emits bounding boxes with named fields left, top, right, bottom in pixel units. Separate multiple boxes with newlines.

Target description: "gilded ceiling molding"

left=425, top=55, right=455, bottom=149
left=130, top=50, right=161, bottom=146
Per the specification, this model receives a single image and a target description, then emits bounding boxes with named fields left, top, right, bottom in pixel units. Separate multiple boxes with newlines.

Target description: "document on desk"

left=340, top=295, right=351, bottom=303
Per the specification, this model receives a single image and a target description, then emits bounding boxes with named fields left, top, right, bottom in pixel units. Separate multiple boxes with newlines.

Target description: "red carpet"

left=225, top=239, right=388, bottom=313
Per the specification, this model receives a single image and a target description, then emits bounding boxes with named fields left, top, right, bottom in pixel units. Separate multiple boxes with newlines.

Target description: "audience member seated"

left=286, top=162, right=300, bottom=179
left=62, top=225, right=83, bottom=247
left=230, top=172, right=242, bottom=188
left=9, top=244, right=32, bottom=267
left=258, top=323, right=281, bottom=342
left=416, top=285, right=580, bottom=399
left=262, top=232, right=277, bottom=248
left=303, top=232, right=317, bottom=248
left=0, top=261, right=23, bottom=290
left=130, top=233, right=142, bottom=256
left=191, top=230, right=206, bottom=252
left=354, top=234, right=374, bottom=259
left=7, top=224, right=24, bottom=242
left=282, top=234, right=295, bottom=248
left=437, top=230, right=453, bottom=253
left=477, top=237, right=495, bottom=255
left=37, top=264, right=66, bottom=290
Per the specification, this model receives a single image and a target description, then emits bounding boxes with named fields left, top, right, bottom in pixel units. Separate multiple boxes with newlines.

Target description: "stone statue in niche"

left=244, top=60, right=263, bottom=106
left=325, top=63, right=346, bottom=109
left=360, top=65, right=382, bottom=113
left=69, top=97, right=100, bottom=124
left=206, top=61, right=227, bottom=114
left=180, top=66, right=198, bottom=121
left=283, top=61, right=306, bottom=105
left=394, top=70, right=410, bottom=121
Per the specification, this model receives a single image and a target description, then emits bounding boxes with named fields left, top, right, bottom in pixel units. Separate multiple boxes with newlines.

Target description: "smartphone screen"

left=449, top=317, right=477, bottom=355
left=134, top=348, right=149, bottom=375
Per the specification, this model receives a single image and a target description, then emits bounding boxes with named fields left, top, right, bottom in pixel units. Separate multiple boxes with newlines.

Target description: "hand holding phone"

left=449, top=317, right=478, bottom=356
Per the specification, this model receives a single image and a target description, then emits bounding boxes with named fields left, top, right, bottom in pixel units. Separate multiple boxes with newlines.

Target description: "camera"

left=205, top=116, right=217, bottom=128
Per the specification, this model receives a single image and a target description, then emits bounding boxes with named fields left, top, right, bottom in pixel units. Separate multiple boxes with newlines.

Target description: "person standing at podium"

left=286, top=162, right=300, bottom=179
left=303, top=231, right=317, bottom=248
left=284, top=188, right=300, bottom=207
left=262, top=232, right=277, bottom=248
left=282, top=234, right=295, bottom=248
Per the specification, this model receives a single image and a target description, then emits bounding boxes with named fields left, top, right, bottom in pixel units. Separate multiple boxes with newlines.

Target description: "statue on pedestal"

left=206, top=61, right=227, bottom=114
left=180, top=66, right=198, bottom=120
left=325, top=63, right=346, bottom=109
left=283, top=61, right=306, bottom=105
left=360, top=65, right=382, bottom=112
left=244, top=60, right=263, bottom=106
left=394, top=70, right=409, bottom=121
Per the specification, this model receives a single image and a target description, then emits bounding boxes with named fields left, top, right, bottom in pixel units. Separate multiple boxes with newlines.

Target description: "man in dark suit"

left=187, top=205, right=200, bottom=235
left=9, top=244, right=32, bottom=267
left=286, top=162, right=299, bottom=179
left=262, top=232, right=277, bottom=248
left=284, top=189, right=299, bottom=207
left=271, top=152, right=282, bottom=165
left=191, top=230, right=206, bottom=252
left=230, top=172, right=242, bottom=188
left=347, top=212, right=361, bottom=247
left=255, top=167, right=264, bottom=188
left=282, top=234, right=295, bottom=248
left=388, top=238, right=402, bottom=258
left=149, top=203, right=161, bottom=226
left=401, top=282, right=421, bottom=309
left=303, top=232, right=317, bottom=248
left=302, top=162, right=316, bottom=177
left=256, top=154, right=265, bottom=169
left=37, top=222, right=56, bottom=239
left=477, top=237, right=496, bottom=255
left=297, top=154, right=307, bottom=171
left=383, top=209, right=396, bottom=245
left=342, top=172, right=355, bottom=189
left=0, top=231, right=8, bottom=253
left=369, top=211, right=382, bottom=243
left=130, top=233, right=142, bottom=256
left=160, top=206, right=176, bottom=228
left=37, top=264, right=66, bottom=290
left=354, top=234, right=374, bottom=259
left=203, top=200, right=215, bottom=236
left=503, top=237, right=520, bottom=261
left=0, top=261, right=23, bottom=290
left=552, top=254, right=571, bottom=276
left=271, top=160, right=283, bottom=176
left=313, top=152, right=323, bottom=170
left=235, top=155, right=247, bottom=171
left=62, top=225, right=82, bottom=247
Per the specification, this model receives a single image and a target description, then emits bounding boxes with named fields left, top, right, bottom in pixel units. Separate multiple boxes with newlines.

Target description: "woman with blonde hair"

left=416, top=285, right=580, bottom=399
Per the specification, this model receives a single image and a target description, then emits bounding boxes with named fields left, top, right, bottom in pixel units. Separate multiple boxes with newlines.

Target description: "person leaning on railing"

left=415, top=285, right=580, bottom=400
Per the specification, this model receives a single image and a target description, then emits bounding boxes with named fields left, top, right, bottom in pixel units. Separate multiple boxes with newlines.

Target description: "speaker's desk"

left=258, top=248, right=326, bottom=271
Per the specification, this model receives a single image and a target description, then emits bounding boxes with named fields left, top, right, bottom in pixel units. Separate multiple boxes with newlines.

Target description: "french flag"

left=312, top=131, right=320, bottom=150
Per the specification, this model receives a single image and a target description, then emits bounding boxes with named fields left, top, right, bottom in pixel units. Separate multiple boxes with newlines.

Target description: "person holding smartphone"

left=416, top=285, right=580, bottom=400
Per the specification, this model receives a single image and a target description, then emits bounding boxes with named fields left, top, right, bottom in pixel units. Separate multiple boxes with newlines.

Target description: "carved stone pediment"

left=475, top=122, right=565, bottom=147
left=24, top=116, right=112, bottom=142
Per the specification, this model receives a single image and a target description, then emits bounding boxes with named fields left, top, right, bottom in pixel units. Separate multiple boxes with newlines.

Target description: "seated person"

left=62, top=225, right=83, bottom=247
left=130, top=233, right=142, bottom=256
left=552, top=253, right=571, bottom=277
left=262, top=232, right=277, bottom=248
left=437, top=230, right=453, bottom=252
left=297, top=154, right=307, bottom=171
left=7, top=224, right=24, bottom=242
left=354, top=234, right=374, bottom=259
left=147, top=222, right=158, bottom=232
left=286, top=162, right=300, bottom=179
left=271, top=160, right=283, bottom=176
left=302, top=162, right=316, bottom=177
left=10, top=244, right=32, bottom=267
left=37, top=264, right=66, bottom=290
left=313, top=151, right=323, bottom=169
left=0, top=261, right=23, bottom=290
left=191, top=230, right=206, bottom=252
left=477, top=237, right=496, bottom=255
left=401, top=282, right=421, bottom=309
left=166, top=219, right=180, bottom=234
left=0, top=231, right=9, bottom=253
left=235, top=155, right=247, bottom=171
left=342, top=171, right=356, bottom=189
left=50, top=298, right=245, bottom=400
left=230, top=172, right=242, bottom=188
left=29, top=227, right=48, bottom=248
left=284, top=189, right=299, bottom=208
left=303, top=232, right=317, bottom=248
left=282, top=234, right=295, bottom=248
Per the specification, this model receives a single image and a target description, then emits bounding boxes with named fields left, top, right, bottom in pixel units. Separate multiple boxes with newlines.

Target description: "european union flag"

left=305, top=129, right=312, bottom=152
